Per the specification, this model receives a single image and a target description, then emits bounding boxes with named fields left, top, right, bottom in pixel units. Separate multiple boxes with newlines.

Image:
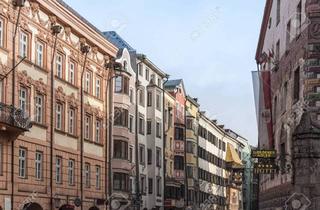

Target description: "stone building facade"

left=0, top=0, right=118, bottom=210
left=255, top=0, right=320, bottom=209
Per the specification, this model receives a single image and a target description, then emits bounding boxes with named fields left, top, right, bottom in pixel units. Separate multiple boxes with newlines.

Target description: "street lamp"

left=49, top=23, right=62, bottom=210
left=80, top=42, right=90, bottom=210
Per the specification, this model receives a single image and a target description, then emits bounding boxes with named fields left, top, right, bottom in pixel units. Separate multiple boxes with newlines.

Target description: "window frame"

left=55, top=156, right=62, bottom=184
left=35, top=151, right=43, bottom=180
left=35, top=93, right=45, bottom=124
left=35, top=40, right=45, bottom=68
left=18, top=147, right=27, bottom=178
left=68, top=159, right=75, bottom=186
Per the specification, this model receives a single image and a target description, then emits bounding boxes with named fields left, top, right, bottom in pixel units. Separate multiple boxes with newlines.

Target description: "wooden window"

left=55, top=103, right=64, bottom=130
left=84, top=114, right=92, bottom=140
left=69, top=61, right=76, bottom=85
left=19, top=147, right=27, bottom=178
left=95, top=119, right=102, bottom=143
left=55, top=156, right=62, bottom=184
left=35, top=94, right=44, bottom=124
left=113, top=172, right=128, bottom=191
left=19, top=31, right=28, bottom=58
left=114, top=107, right=128, bottom=127
left=56, top=53, right=64, bottom=79
left=85, top=71, right=92, bottom=93
left=85, top=163, right=90, bottom=188
left=68, top=107, right=76, bottom=135
left=68, top=159, right=75, bottom=185
left=35, top=151, right=43, bottom=180
left=114, top=140, right=128, bottom=159
left=35, top=41, right=44, bottom=67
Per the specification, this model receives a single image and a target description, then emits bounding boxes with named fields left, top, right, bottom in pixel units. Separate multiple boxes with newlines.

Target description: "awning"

left=226, top=143, right=243, bottom=166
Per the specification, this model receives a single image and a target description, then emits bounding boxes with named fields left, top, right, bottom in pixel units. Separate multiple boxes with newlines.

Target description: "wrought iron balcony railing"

left=0, top=102, right=32, bottom=132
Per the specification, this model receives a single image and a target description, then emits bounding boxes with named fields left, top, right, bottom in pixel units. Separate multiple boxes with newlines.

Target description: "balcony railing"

left=0, top=102, right=32, bottom=132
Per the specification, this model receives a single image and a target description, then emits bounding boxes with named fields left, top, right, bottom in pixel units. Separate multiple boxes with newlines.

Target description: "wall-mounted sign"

left=253, top=163, right=278, bottom=174
left=251, top=150, right=276, bottom=159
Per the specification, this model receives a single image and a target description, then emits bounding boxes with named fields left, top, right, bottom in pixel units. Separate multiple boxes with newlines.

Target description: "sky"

left=64, top=0, right=266, bottom=146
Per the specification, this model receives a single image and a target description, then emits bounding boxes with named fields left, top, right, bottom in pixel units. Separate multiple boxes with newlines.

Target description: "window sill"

left=55, top=128, right=66, bottom=135
left=55, top=129, right=78, bottom=139
left=32, top=122, right=48, bottom=129
left=84, top=139, right=104, bottom=147
left=55, top=76, right=79, bottom=89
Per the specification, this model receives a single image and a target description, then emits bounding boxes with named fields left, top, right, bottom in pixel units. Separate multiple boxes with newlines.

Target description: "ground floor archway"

left=23, top=202, right=43, bottom=210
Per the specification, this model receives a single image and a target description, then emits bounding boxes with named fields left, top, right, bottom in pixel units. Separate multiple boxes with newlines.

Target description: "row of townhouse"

left=0, top=0, right=251, bottom=210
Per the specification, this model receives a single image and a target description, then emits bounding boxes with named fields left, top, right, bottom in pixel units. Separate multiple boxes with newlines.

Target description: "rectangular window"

left=68, top=108, right=76, bottom=135
left=95, top=119, right=101, bottom=143
left=56, top=53, right=63, bottom=79
left=69, top=61, right=75, bottom=84
left=156, top=122, right=162, bottom=138
left=156, top=147, right=161, bottom=167
left=187, top=166, right=193, bottom=178
left=156, top=177, right=162, bottom=196
left=146, top=68, right=149, bottom=81
left=139, top=89, right=145, bottom=106
left=68, top=159, right=75, bottom=185
left=147, top=91, right=152, bottom=107
left=129, top=89, right=134, bottom=103
left=139, top=144, right=145, bottom=165
left=0, top=19, right=4, bottom=47
left=156, top=92, right=161, bottom=110
left=35, top=151, right=43, bottom=180
left=115, top=76, right=129, bottom=94
left=276, top=40, right=280, bottom=62
left=294, top=67, right=300, bottom=102
left=286, top=20, right=291, bottom=51
left=95, top=77, right=101, bottom=98
left=19, top=87, right=27, bottom=114
left=147, top=120, right=152, bottom=135
left=85, top=71, right=91, bottom=93
left=140, top=175, right=146, bottom=194
left=56, top=103, right=63, bottom=130
left=147, top=149, right=152, bottom=165
left=114, top=140, right=128, bottom=159
left=85, top=163, right=90, bottom=188
left=19, top=148, right=27, bottom=178
left=174, top=156, right=184, bottom=170
left=19, top=31, right=28, bottom=58
left=56, top=156, right=62, bottom=184
left=297, top=1, right=302, bottom=35
left=0, top=80, right=2, bottom=102
left=139, top=115, right=145, bottom=135
left=148, top=178, right=153, bottom=194
left=129, top=146, right=133, bottom=163
left=129, top=115, right=134, bottom=133
left=96, top=165, right=101, bottom=189
left=276, top=0, right=281, bottom=25
left=35, top=94, right=44, bottom=124
left=138, top=63, right=143, bottom=76
left=84, top=114, right=92, bottom=140
left=175, top=127, right=184, bottom=140
left=115, top=76, right=123, bottom=93
left=113, top=172, right=128, bottom=191
left=186, top=141, right=195, bottom=154
left=114, top=107, right=129, bottom=127
left=36, top=41, right=44, bottom=67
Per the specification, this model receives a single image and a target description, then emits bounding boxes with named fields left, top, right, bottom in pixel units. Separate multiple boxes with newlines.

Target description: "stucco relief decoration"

left=84, top=101, right=94, bottom=114
left=0, top=60, right=10, bottom=76
left=34, top=78, right=47, bottom=95
left=0, top=3, right=6, bottom=16
left=55, top=86, right=67, bottom=102
left=64, top=27, right=71, bottom=42
left=310, top=19, right=320, bottom=39
left=93, top=107, right=104, bottom=119
left=17, top=70, right=33, bottom=87
left=91, top=46, right=98, bottom=62
left=29, top=2, right=39, bottom=18
left=70, top=49, right=79, bottom=61
left=68, top=93, right=79, bottom=107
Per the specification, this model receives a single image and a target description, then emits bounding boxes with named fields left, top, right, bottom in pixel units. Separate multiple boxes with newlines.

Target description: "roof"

left=136, top=54, right=168, bottom=78
left=103, top=31, right=135, bottom=52
left=57, top=0, right=109, bottom=40
left=186, top=95, right=200, bottom=107
left=255, top=0, right=273, bottom=63
left=164, top=79, right=183, bottom=89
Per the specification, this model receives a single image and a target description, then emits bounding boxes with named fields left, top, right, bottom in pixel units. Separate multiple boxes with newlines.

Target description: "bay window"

left=114, top=140, right=128, bottom=159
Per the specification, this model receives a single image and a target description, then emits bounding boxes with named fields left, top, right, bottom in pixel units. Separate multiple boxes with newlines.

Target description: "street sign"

left=251, top=150, right=276, bottom=159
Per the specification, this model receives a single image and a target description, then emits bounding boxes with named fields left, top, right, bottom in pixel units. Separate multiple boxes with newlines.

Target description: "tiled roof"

left=164, top=79, right=183, bottom=88
left=103, top=31, right=135, bottom=51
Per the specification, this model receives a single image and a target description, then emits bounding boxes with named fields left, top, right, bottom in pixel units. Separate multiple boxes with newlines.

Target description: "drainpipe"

left=108, top=64, right=114, bottom=209
left=80, top=43, right=90, bottom=210
left=11, top=3, right=24, bottom=210
left=184, top=100, right=188, bottom=208
left=256, top=62, right=260, bottom=210
left=49, top=24, right=62, bottom=210
left=162, top=76, right=169, bottom=209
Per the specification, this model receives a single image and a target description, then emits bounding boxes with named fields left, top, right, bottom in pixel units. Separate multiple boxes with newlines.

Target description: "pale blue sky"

left=64, top=0, right=265, bottom=146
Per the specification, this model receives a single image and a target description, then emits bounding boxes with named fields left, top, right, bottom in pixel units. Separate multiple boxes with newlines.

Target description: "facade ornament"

left=34, top=78, right=47, bottom=94
left=55, top=86, right=67, bottom=101
left=17, top=70, right=33, bottom=87
left=29, top=1, right=39, bottom=18
left=68, top=93, right=79, bottom=107
left=49, top=15, right=57, bottom=26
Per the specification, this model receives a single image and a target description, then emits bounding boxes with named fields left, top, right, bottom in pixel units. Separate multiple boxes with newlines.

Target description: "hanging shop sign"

left=253, top=163, right=278, bottom=174
left=251, top=150, right=276, bottom=159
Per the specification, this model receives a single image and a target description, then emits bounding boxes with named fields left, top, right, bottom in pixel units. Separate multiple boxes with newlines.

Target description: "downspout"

left=11, top=6, right=22, bottom=210
left=49, top=27, right=60, bottom=210
left=162, top=76, right=169, bottom=209
left=256, top=62, right=260, bottom=209
left=108, top=68, right=113, bottom=208
left=80, top=44, right=90, bottom=210
left=184, top=100, right=188, bottom=207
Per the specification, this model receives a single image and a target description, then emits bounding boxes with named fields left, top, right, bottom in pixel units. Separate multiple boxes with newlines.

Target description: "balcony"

left=0, top=102, right=32, bottom=137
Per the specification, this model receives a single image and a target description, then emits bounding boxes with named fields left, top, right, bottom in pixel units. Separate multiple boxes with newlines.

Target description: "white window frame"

left=95, top=77, right=101, bottom=98
left=85, top=71, right=91, bottom=93
left=85, top=163, right=90, bottom=188
left=56, top=103, right=63, bottom=130
left=84, top=115, right=91, bottom=140
left=35, top=94, right=43, bottom=124
left=36, top=41, right=44, bottom=67
left=56, top=156, right=62, bottom=184
left=68, top=159, right=75, bottom=185
left=35, top=151, right=43, bottom=180
left=19, top=87, right=27, bottom=114
left=69, top=62, right=75, bottom=84
left=95, top=119, right=101, bottom=143
left=19, top=31, right=28, bottom=58
left=96, top=165, right=101, bottom=189
left=56, top=54, right=63, bottom=78
left=19, top=148, right=26, bottom=178
left=0, top=19, right=4, bottom=47
left=68, top=108, right=75, bottom=135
